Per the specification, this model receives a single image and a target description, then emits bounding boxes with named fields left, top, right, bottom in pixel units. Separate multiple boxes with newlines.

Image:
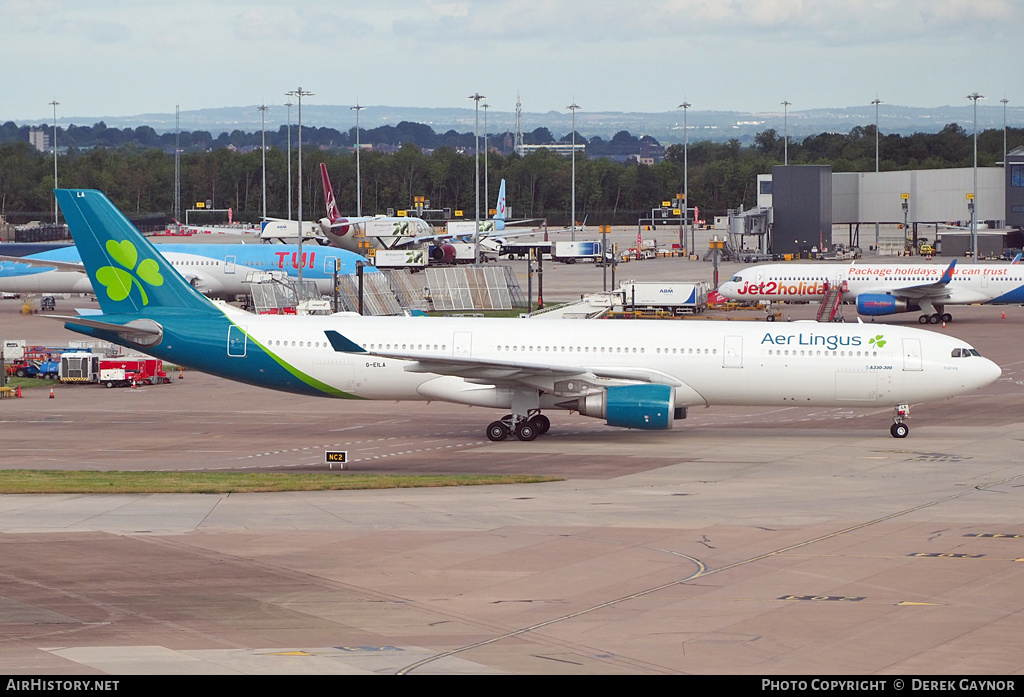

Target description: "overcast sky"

left=4, top=0, right=1020, bottom=123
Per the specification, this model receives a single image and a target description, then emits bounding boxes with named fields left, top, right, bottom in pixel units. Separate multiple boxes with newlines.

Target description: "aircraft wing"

left=323, top=330, right=693, bottom=397
left=864, top=260, right=957, bottom=301
left=0, top=254, right=85, bottom=273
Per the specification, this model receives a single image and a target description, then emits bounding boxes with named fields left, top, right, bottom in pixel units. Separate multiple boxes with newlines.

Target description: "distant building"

left=518, top=143, right=586, bottom=157
left=1007, top=146, right=1024, bottom=229
left=638, top=139, right=664, bottom=164
left=29, top=129, right=49, bottom=152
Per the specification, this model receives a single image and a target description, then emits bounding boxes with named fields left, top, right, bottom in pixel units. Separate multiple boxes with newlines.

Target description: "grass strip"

left=0, top=470, right=559, bottom=495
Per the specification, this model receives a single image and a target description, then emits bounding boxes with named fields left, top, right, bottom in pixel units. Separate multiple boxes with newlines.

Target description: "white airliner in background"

left=50, top=188, right=1002, bottom=441
left=719, top=258, right=1024, bottom=324
left=0, top=243, right=372, bottom=299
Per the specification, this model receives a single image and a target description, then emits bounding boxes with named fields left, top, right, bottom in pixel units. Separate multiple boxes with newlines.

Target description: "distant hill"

left=11, top=103, right=1023, bottom=144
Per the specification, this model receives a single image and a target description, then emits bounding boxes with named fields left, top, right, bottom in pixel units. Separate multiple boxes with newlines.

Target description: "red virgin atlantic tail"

left=320, top=163, right=342, bottom=221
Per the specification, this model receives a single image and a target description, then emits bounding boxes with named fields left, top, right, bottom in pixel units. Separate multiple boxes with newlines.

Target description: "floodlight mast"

left=286, top=88, right=314, bottom=282
left=469, top=93, right=486, bottom=262
left=967, top=92, right=984, bottom=262
left=568, top=101, right=580, bottom=241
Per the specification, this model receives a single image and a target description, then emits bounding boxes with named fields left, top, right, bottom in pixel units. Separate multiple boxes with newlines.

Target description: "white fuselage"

left=719, top=261, right=1024, bottom=308
left=216, top=310, right=1000, bottom=411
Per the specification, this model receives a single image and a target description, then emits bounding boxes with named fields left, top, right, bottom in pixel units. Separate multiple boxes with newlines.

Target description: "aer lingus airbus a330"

left=51, top=189, right=1001, bottom=440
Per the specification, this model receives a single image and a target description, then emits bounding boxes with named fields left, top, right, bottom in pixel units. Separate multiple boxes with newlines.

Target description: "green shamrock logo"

left=96, top=240, right=163, bottom=305
left=868, top=334, right=886, bottom=349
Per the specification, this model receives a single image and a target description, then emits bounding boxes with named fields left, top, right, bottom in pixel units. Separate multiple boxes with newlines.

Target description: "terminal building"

left=745, top=163, right=1017, bottom=257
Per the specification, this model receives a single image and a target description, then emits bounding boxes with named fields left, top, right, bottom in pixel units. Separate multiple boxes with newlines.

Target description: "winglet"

left=324, top=330, right=367, bottom=353
left=938, top=259, right=957, bottom=285
left=1012, top=253, right=1022, bottom=265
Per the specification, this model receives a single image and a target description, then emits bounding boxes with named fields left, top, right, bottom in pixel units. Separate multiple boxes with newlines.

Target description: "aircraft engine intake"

left=562, top=384, right=676, bottom=430
left=430, top=243, right=457, bottom=265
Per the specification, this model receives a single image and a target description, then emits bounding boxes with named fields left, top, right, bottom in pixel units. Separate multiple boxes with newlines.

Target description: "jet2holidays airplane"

left=51, top=189, right=1000, bottom=440
left=0, top=243, right=373, bottom=299
left=719, top=257, right=1024, bottom=324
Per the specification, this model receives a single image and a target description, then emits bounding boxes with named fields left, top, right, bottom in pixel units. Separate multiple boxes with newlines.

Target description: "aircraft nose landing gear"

left=890, top=404, right=910, bottom=438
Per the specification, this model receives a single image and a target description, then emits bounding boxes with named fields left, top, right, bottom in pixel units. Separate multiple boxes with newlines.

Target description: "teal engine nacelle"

left=567, top=384, right=676, bottom=430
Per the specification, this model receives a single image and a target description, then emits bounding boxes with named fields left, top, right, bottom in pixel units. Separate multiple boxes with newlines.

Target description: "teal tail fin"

left=55, top=189, right=217, bottom=315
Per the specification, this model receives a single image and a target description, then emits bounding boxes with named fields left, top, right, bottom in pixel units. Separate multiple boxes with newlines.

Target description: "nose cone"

left=979, top=357, right=1003, bottom=388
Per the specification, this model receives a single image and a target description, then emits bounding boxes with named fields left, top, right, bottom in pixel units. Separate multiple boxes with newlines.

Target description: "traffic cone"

left=1002, top=311, right=1006, bottom=319
left=178, top=366, right=184, bottom=379
left=49, top=387, right=54, bottom=399
left=15, top=385, right=22, bottom=398
left=942, top=320, right=946, bottom=328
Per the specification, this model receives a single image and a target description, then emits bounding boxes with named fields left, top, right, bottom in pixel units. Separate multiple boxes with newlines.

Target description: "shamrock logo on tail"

left=868, top=334, right=887, bottom=348
left=96, top=240, right=163, bottom=305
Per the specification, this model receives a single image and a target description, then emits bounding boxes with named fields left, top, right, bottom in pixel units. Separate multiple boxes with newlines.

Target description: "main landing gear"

left=918, top=312, right=952, bottom=325
left=486, top=411, right=551, bottom=442
left=890, top=404, right=910, bottom=438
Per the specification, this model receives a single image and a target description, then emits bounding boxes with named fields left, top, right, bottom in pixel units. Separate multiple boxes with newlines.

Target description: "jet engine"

left=558, top=384, right=677, bottom=430
left=430, top=243, right=457, bottom=265
left=319, top=217, right=350, bottom=237
left=857, top=294, right=917, bottom=316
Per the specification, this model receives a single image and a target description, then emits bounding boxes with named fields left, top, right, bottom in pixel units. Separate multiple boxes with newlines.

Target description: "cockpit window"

left=951, top=349, right=962, bottom=357
left=951, top=347, right=981, bottom=358
left=728, top=275, right=742, bottom=283
left=969, top=349, right=980, bottom=357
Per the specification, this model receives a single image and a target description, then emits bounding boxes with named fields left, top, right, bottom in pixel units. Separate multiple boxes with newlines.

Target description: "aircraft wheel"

left=890, top=422, right=909, bottom=438
left=928, top=314, right=941, bottom=324
left=530, top=414, right=551, bottom=436
left=942, top=313, right=952, bottom=322
left=766, top=314, right=775, bottom=322
left=514, top=421, right=538, bottom=442
left=918, top=315, right=929, bottom=324
left=486, top=421, right=510, bottom=442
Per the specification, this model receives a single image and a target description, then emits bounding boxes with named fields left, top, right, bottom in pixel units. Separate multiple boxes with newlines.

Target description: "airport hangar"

left=734, top=160, right=1022, bottom=258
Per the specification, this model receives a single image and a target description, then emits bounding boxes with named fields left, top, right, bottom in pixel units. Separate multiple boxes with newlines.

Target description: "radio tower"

left=514, top=92, right=524, bottom=156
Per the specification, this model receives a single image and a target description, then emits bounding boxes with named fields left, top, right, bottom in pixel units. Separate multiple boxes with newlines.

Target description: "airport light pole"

left=258, top=103, right=268, bottom=221
left=568, top=101, right=580, bottom=241
left=483, top=102, right=489, bottom=218
left=285, top=102, right=293, bottom=222
left=286, top=87, right=314, bottom=282
left=1001, top=98, right=1009, bottom=166
left=50, top=99, right=59, bottom=224
left=678, top=101, right=691, bottom=254
left=781, top=100, right=791, bottom=165
left=872, top=97, right=882, bottom=172
left=351, top=103, right=364, bottom=217
left=967, top=92, right=984, bottom=262
left=469, top=93, right=486, bottom=262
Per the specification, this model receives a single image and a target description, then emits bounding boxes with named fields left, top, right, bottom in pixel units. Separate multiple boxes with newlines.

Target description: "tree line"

left=1, top=121, right=1019, bottom=227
